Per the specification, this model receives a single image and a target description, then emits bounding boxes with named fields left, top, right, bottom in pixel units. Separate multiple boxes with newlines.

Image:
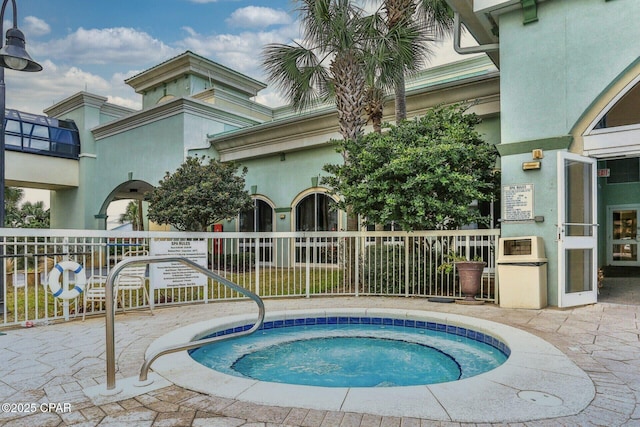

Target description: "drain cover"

left=517, top=391, right=563, bottom=406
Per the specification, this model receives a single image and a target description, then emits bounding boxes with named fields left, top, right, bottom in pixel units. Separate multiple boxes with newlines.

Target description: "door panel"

left=608, top=206, right=640, bottom=266
left=558, top=152, right=598, bottom=307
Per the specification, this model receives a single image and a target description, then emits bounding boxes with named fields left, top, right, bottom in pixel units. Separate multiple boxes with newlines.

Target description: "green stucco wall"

left=499, top=0, right=640, bottom=144
left=496, top=0, right=640, bottom=305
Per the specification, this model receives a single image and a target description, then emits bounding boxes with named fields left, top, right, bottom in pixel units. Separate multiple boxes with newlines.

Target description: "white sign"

left=503, top=184, right=534, bottom=221
left=150, top=239, right=207, bottom=289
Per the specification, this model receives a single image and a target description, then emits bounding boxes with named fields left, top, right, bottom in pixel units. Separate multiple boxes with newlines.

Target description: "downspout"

left=453, top=12, right=500, bottom=55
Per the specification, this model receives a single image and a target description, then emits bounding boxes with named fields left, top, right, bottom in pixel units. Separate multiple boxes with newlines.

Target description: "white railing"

left=0, top=229, right=500, bottom=327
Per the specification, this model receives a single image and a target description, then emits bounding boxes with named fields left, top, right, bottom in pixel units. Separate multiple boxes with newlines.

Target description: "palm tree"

left=119, top=200, right=144, bottom=231
left=381, top=0, right=454, bottom=123
left=359, top=6, right=427, bottom=132
left=18, top=201, right=49, bottom=228
left=263, top=0, right=370, bottom=145
left=263, top=0, right=378, bottom=236
left=5, top=187, right=24, bottom=227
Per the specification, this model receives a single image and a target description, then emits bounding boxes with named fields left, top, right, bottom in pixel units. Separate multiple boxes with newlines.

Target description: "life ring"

left=48, top=261, right=86, bottom=299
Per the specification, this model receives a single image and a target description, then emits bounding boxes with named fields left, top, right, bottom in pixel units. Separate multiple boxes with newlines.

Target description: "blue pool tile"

left=327, top=317, right=338, bottom=324
left=262, top=321, right=274, bottom=330
left=338, top=317, right=349, bottom=324
left=305, top=317, right=317, bottom=325
left=382, top=318, right=393, bottom=326
left=360, top=317, right=371, bottom=324
left=416, top=321, right=427, bottom=329
left=405, top=320, right=415, bottom=328
left=284, top=319, right=295, bottom=327
left=349, top=317, right=360, bottom=324
left=426, top=322, right=437, bottom=331
left=372, top=317, right=382, bottom=325
left=316, top=317, right=327, bottom=324
left=294, top=318, right=306, bottom=326
left=393, top=319, right=404, bottom=327
left=456, top=327, right=467, bottom=337
left=274, top=320, right=284, bottom=328
left=437, top=324, right=446, bottom=332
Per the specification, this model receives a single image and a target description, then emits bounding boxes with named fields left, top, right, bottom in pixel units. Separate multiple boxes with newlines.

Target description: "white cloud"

left=178, top=22, right=299, bottom=80
left=226, top=6, right=292, bottom=29
left=23, top=16, right=50, bottom=37
left=2, top=59, right=140, bottom=113
left=32, top=27, right=179, bottom=65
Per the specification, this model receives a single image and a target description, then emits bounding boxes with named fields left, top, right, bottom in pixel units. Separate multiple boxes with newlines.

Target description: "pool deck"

left=1, top=296, right=639, bottom=426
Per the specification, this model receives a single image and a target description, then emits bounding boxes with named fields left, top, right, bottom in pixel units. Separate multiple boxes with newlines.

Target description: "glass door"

left=557, top=152, right=598, bottom=307
left=608, top=205, right=640, bottom=266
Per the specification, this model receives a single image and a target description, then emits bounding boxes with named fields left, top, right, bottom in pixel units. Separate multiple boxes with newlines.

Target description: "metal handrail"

left=103, top=255, right=265, bottom=391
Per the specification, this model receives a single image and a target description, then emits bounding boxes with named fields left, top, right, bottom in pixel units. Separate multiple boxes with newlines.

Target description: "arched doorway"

left=577, top=67, right=640, bottom=303
left=98, top=180, right=155, bottom=230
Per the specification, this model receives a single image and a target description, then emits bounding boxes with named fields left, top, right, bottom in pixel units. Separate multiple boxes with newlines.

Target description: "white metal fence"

left=0, top=229, right=500, bottom=327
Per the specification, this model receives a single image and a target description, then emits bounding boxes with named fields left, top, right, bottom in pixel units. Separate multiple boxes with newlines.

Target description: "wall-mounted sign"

left=150, top=239, right=207, bottom=289
left=597, top=168, right=610, bottom=178
left=503, top=184, right=534, bottom=221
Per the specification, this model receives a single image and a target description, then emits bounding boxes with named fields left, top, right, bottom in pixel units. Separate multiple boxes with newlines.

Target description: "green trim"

left=275, top=207, right=291, bottom=213
left=521, top=0, right=538, bottom=25
left=496, top=136, right=572, bottom=156
left=94, top=214, right=107, bottom=219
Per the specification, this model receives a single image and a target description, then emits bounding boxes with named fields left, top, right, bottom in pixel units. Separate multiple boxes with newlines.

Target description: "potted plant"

left=439, top=253, right=486, bottom=304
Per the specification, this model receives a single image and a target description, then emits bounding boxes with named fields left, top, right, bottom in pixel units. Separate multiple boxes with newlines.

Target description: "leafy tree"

left=147, top=156, right=253, bottom=232
left=323, top=104, right=500, bottom=230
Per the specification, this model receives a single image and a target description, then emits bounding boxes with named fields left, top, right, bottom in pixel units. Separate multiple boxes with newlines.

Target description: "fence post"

left=305, top=237, right=311, bottom=298
left=254, top=237, right=260, bottom=297
left=405, top=236, right=410, bottom=297
left=355, top=236, right=360, bottom=297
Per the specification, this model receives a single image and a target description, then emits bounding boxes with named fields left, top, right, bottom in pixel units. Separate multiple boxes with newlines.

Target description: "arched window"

left=238, top=198, right=274, bottom=264
left=295, top=193, right=337, bottom=231
left=240, top=199, right=273, bottom=232
left=294, top=192, right=339, bottom=264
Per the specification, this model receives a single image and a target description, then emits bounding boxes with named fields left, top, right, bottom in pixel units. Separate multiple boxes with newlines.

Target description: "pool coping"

left=146, top=308, right=595, bottom=423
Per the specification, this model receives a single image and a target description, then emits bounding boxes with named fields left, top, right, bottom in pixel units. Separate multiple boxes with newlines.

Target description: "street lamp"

left=0, top=0, right=42, bottom=305
left=0, top=0, right=42, bottom=227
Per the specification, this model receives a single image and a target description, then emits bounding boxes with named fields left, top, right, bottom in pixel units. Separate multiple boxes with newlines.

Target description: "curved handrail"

left=103, top=255, right=265, bottom=390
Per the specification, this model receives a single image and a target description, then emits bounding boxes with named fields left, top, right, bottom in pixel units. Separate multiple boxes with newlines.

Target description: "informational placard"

left=502, top=184, right=534, bottom=221
left=150, top=239, right=207, bottom=289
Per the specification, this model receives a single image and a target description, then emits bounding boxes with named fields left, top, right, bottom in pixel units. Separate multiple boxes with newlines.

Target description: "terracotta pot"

left=455, top=261, right=486, bottom=302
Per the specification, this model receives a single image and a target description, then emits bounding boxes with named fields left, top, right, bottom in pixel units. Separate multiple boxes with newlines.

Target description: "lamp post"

left=0, top=0, right=42, bottom=305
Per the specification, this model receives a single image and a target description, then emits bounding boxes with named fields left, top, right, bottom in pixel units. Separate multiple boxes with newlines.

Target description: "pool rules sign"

left=150, top=239, right=208, bottom=289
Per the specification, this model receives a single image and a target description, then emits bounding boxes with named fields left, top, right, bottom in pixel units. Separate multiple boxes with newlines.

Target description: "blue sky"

left=7, top=0, right=470, bottom=115
left=7, top=0, right=303, bottom=112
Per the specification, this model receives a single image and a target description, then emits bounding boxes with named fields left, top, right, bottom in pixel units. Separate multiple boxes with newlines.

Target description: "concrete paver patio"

left=0, top=294, right=639, bottom=426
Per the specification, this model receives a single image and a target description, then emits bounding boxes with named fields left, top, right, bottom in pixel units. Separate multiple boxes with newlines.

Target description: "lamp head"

left=0, top=27, right=42, bottom=72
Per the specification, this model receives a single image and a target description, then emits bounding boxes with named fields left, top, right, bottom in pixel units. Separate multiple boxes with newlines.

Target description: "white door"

left=607, top=205, right=640, bottom=266
left=557, top=152, right=598, bottom=307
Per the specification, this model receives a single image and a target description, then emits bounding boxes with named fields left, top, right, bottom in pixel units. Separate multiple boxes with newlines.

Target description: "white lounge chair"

left=83, top=249, right=152, bottom=320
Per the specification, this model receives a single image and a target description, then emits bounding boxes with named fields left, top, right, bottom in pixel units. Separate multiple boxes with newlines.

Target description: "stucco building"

left=21, top=0, right=639, bottom=308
